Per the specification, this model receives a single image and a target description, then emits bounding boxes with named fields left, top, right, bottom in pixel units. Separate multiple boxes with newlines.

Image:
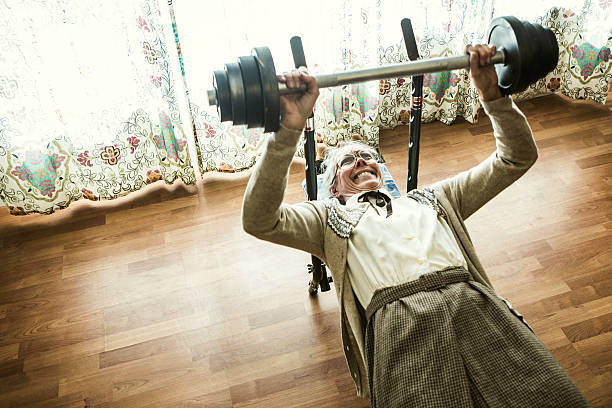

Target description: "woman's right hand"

left=277, top=68, right=319, bottom=131
left=465, top=44, right=502, bottom=102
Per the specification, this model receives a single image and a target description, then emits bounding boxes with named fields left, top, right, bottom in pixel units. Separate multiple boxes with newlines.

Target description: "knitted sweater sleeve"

left=432, top=95, right=538, bottom=220
left=242, top=124, right=327, bottom=260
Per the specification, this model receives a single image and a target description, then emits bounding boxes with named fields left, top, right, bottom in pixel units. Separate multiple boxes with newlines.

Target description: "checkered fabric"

left=364, top=267, right=591, bottom=408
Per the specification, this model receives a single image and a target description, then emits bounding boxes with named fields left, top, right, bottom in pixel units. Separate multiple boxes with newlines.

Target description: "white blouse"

left=346, top=190, right=467, bottom=308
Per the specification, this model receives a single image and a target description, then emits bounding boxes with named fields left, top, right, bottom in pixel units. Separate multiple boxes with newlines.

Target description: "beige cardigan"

left=242, top=95, right=538, bottom=398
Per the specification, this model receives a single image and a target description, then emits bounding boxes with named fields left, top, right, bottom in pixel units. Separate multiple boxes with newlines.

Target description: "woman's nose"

left=354, top=157, right=367, bottom=167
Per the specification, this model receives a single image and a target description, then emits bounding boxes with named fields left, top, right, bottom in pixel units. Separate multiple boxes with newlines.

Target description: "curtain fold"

left=308, top=0, right=381, bottom=150
left=0, top=0, right=195, bottom=215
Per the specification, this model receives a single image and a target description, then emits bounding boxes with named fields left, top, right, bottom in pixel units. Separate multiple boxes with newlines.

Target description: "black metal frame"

left=298, top=18, right=424, bottom=294
left=401, top=18, right=424, bottom=193
left=290, top=36, right=332, bottom=295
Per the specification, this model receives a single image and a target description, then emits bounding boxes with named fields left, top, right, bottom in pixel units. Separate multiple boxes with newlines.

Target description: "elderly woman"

left=242, top=45, right=590, bottom=407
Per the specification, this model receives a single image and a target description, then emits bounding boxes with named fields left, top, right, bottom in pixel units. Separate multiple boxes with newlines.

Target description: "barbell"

left=207, top=16, right=559, bottom=133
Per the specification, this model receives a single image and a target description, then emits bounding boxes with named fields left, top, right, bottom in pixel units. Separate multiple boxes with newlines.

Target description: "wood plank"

left=562, top=312, right=612, bottom=342
left=0, top=256, right=63, bottom=293
left=99, top=335, right=180, bottom=369
left=573, top=331, right=612, bottom=375
left=0, top=380, right=59, bottom=407
left=0, top=342, right=19, bottom=363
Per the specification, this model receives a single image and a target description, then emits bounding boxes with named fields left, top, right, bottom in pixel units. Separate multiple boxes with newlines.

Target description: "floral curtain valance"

left=0, top=0, right=195, bottom=215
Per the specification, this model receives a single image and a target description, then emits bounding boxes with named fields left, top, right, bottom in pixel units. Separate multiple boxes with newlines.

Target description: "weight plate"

left=522, top=21, right=541, bottom=86
left=488, top=16, right=527, bottom=95
left=252, top=46, right=280, bottom=133
left=488, top=16, right=558, bottom=95
left=238, top=55, right=265, bottom=128
left=225, top=62, right=246, bottom=125
left=213, top=70, right=232, bottom=122
left=225, top=62, right=247, bottom=125
left=519, top=19, right=559, bottom=89
left=535, top=24, right=559, bottom=80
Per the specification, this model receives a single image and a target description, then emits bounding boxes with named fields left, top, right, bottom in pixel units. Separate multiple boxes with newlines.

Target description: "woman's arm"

left=242, top=124, right=327, bottom=259
left=432, top=45, right=538, bottom=220
left=433, top=97, right=537, bottom=220
left=242, top=70, right=327, bottom=259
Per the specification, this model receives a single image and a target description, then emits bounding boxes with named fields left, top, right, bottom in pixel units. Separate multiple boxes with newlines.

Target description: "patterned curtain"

left=5, top=1, right=606, bottom=214
left=377, top=0, right=612, bottom=127
left=509, top=4, right=612, bottom=104
left=0, top=0, right=195, bottom=215
left=309, top=0, right=381, bottom=150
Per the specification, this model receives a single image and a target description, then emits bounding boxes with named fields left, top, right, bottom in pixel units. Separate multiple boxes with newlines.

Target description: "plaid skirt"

left=364, top=267, right=591, bottom=408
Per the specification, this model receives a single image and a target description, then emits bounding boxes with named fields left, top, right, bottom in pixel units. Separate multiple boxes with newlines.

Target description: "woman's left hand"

left=465, top=44, right=502, bottom=102
left=278, top=67, right=319, bottom=131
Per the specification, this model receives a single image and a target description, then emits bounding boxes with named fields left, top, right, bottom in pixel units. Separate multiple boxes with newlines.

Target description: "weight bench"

left=297, top=19, right=425, bottom=295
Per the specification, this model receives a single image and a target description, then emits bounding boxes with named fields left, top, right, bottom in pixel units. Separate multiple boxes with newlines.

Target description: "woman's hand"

left=465, top=44, right=502, bottom=102
left=277, top=67, right=319, bottom=131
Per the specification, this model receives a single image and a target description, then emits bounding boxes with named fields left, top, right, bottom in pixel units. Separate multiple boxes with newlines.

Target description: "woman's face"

left=331, top=147, right=383, bottom=202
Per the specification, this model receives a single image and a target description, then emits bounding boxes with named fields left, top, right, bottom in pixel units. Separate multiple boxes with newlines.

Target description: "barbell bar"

left=207, top=16, right=559, bottom=132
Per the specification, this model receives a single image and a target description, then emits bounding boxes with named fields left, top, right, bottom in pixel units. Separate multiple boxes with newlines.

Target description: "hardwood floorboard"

left=0, top=91, right=610, bottom=407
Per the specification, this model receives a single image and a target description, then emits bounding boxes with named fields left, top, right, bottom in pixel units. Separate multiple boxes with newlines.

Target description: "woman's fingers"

left=467, top=46, right=481, bottom=76
left=301, top=72, right=318, bottom=97
left=285, top=71, right=296, bottom=89
left=466, top=44, right=496, bottom=68
left=465, top=43, right=501, bottom=101
left=278, top=68, right=317, bottom=97
left=488, top=44, right=496, bottom=64
left=280, top=69, right=308, bottom=88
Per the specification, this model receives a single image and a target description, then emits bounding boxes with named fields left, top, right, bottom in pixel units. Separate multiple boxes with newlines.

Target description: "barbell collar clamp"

left=207, top=89, right=217, bottom=106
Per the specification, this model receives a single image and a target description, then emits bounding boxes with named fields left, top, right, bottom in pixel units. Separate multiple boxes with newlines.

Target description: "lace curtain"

left=0, top=0, right=194, bottom=215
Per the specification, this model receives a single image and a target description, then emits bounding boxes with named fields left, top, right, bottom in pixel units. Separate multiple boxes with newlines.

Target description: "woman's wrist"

left=479, top=85, right=503, bottom=102
left=280, top=115, right=307, bottom=131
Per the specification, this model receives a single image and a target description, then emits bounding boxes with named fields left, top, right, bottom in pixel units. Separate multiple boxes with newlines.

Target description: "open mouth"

left=352, top=169, right=377, bottom=182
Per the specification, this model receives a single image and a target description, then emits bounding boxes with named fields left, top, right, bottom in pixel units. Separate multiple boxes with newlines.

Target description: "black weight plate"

left=213, top=70, right=232, bottom=122
left=225, top=62, right=247, bottom=125
left=534, top=24, right=559, bottom=80
left=488, top=16, right=527, bottom=95
left=545, top=27, right=559, bottom=73
left=522, top=21, right=542, bottom=86
left=238, top=55, right=265, bottom=128
left=252, top=46, right=280, bottom=133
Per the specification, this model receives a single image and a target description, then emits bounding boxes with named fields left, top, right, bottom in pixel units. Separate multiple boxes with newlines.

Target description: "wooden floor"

left=1, top=91, right=611, bottom=408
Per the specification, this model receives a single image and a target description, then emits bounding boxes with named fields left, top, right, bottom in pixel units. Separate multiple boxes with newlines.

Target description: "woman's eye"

left=340, top=157, right=353, bottom=166
left=361, top=153, right=373, bottom=160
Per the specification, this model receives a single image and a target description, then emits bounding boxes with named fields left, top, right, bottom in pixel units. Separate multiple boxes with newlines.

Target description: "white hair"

left=318, top=141, right=379, bottom=201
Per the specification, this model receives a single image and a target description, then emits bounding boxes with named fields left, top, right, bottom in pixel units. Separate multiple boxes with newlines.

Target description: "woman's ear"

left=330, top=184, right=340, bottom=199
